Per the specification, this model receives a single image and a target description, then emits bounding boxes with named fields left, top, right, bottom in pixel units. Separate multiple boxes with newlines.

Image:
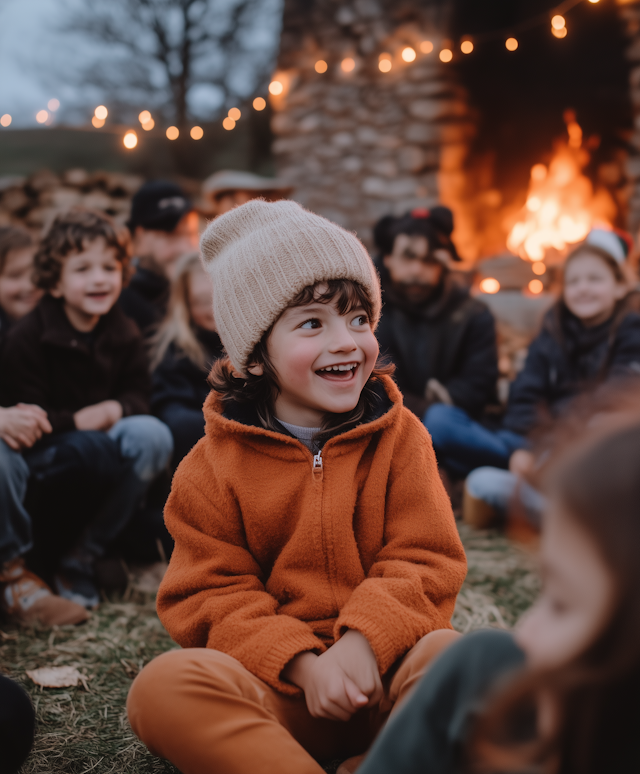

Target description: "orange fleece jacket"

left=157, top=375, right=467, bottom=695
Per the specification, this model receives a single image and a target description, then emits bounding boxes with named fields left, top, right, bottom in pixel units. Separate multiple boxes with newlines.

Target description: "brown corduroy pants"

left=127, top=628, right=460, bottom=774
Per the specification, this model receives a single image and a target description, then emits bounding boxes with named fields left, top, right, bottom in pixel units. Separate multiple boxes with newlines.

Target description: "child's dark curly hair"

left=34, top=208, right=132, bottom=291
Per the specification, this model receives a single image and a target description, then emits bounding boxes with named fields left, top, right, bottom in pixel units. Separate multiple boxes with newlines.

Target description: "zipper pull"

left=313, top=449, right=323, bottom=472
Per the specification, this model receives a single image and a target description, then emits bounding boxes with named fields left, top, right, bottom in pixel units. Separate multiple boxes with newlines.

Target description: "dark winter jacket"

left=0, top=294, right=150, bottom=433
left=0, top=305, right=10, bottom=352
left=504, top=300, right=640, bottom=436
left=119, top=264, right=170, bottom=336
left=376, top=268, right=499, bottom=418
left=151, top=327, right=224, bottom=418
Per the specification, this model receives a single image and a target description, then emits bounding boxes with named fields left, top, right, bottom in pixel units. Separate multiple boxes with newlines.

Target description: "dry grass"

left=0, top=527, right=540, bottom=774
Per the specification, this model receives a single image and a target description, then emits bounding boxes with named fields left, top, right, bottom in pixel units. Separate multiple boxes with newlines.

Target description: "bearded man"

left=374, top=207, right=499, bottom=477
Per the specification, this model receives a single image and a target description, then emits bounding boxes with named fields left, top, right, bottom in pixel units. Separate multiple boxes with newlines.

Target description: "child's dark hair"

left=209, top=278, right=394, bottom=444
left=33, top=208, right=132, bottom=291
left=0, top=226, right=33, bottom=275
left=469, top=398, right=640, bottom=773
left=373, top=206, right=460, bottom=261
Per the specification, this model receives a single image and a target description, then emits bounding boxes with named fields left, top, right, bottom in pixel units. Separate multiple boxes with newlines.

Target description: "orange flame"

left=506, top=115, right=614, bottom=261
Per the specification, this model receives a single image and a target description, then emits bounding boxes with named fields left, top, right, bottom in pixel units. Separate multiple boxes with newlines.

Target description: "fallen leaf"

left=27, top=666, right=81, bottom=688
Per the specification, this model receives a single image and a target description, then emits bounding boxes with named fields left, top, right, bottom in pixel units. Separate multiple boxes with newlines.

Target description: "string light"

left=48, top=99, right=60, bottom=111
left=166, top=126, right=179, bottom=140
left=420, top=40, right=434, bottom=54
left=552, top=26, right=568, bottom=38
left=190, top=126, right=203, bottom=140
left=315, top=60, right=328, bottom=73
left=506, top=37, right=519, bottom=51
left=439, top=48, right=453, bottom=63
left=528, top=279, right=544, bottom=294
left=1, top=114, right=12, bottom=127
left=480, top=278, right=500, bottom=294
left=123, top=131, right=138, bottom=149
left=379, top=54, right=392, bottom=72
left=222, top=117, right=235, bottom=130
left=401, top=47, right=416, bottom=62
left=91, top=116, right=105, bottom=128
left=36, top=110, right=48, bottom=124
left=253, top=97, right=266, bottom=111
left=142, top=118, right=154, bottom=131
left=461, top=40, right=474, bottom=54
left=94, top=105, right=108, bottom=120
left=532, top=262, right=547, bottom=275
left=138, top=110, right=151, bottom=124
left=341, top=57, right=355, bottom=72
left=228, top=107, right=241, bottom=121
left=269, top=80, right=283, bottom=95
left=551, top=15, right=566, bottom=29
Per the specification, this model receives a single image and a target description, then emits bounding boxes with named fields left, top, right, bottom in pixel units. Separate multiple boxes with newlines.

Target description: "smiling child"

left=127, top=199, right=467, bottom=774
left=0, top=208, right=173, bottom=607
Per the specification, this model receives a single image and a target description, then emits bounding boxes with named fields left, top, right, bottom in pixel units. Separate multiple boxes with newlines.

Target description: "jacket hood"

left=203, top=374, right=401, bottom=455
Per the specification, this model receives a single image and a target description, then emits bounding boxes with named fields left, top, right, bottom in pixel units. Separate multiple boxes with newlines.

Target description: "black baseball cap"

left=128, top=181, right=194, bottom=233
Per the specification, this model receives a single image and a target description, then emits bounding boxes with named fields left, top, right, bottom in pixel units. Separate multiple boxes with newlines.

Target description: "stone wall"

left=621, top=0, right=640, bottom=236
left=272, top=0, right=478, bottom=256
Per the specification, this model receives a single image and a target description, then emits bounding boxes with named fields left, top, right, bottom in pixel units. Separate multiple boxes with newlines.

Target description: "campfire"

left=506, top=111, right=616, bottom=270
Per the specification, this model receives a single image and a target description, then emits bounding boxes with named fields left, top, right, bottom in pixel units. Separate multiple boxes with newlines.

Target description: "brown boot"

left=462, top=485, right=499, bottom=530
left=0, top=559, right=89, bottom=626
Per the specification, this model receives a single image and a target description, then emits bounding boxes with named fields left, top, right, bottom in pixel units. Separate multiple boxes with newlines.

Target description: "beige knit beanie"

left=200, top=199, right=381, bottom=374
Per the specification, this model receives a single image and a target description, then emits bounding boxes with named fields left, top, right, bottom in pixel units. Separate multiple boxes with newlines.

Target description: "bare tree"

left=60, top=0, right=282, bottom=126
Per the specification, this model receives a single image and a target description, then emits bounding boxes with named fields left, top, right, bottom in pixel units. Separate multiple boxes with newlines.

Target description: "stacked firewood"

left=0, top=169, right=143, bottom=234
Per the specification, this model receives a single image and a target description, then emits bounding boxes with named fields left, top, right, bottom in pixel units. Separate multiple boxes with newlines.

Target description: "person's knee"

left=0, top=441, right=29, bottom=486
left=111, top=416, right=173, bottom=482
left=409, top=629, right=462, bottom=672
left=423, top=404, right=464, bottom=448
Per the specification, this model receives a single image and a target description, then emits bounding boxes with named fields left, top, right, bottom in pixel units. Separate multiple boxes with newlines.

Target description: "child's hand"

left=282, top=630, right=382, bottom=721
left=509, top=449, right=535, bottom=477
left=0, top=404, right=52, bottom=450
left=74, top=400, right=123, bottom=431
left=282, top=650, right=369, bottom=721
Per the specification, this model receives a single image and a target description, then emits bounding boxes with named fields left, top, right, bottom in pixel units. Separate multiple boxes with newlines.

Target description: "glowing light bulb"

left=480, top=278, right=500, bottom=294
left=552, top=27, right=568, bottom=39
left=420, top=41, right=434, bottom=54
left=36, top=110, right=48, bottom=124
left=528, top=279, right=544, bottom=294
left=222, top=117, right=236, bottom=130
left=506, top=38, right=519, bottom=51
left=138, top=110, right=151, bottom=124
left=91, top=116, right=105, bottom=128
left=94, top=105, right=108, bottom=120
left=551, top=15, right=566, bottom=29
left=269, top=80, right=284, bottom=95
left=401, top=47, right=416, bottom=62
left=532, top=262, right=547, bottom=276
left=341, top=57, right=355, bottom=72
left=142, top=119, right=154, bottom=131
left=0, top=114, right=11, bottom=127
left=588, top=0, right=599, bottom=3
left=228, top=107, right=241, bottom=121
left=461, top=40, right=474, bottom=54
left=190, top=126, right=203, bottom=140
left=166, top=126, right=179, bottom=140
left=123, top=131, right=138, bottom=149
left=48, top=98, right=60, bottom=111
left=253, top=97, right=266, bottom=111
left=439, top=49, right=453, bottom=63
left=379, top=59, right=392, bottom=72
left=315, top=60, right=328, bottom=73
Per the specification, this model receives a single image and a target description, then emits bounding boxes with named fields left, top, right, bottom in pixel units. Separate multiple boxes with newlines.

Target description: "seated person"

left=429, top=231, right=640, bottom=478
left=150, top=252, right=223, bottom=470
left=119, top=181, right=199, bottom=336
left=373, top=208, right=499, bottom=468
left=0, top=208, right=173, bottom=608
left=201, top=170, right=293, bottom=217
left=357, top=409, right=640, bottom=774
left=0, top=226, right=88, bottom=626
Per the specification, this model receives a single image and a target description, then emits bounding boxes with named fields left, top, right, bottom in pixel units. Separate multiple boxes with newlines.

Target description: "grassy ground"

left=0, top=525, right=539, bottom=774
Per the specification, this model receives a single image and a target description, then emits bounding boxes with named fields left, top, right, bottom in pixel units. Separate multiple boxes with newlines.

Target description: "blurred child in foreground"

left=150, top=252, right=223, bottom=470
left=358, top=399, right=640, bottom=774
left=127, top=200, right=467, bottom=774
left=0, top=209, right=172, bottom=608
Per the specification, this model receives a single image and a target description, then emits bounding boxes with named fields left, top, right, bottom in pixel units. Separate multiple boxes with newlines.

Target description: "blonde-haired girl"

left=150, top=252, right=223, bottom=469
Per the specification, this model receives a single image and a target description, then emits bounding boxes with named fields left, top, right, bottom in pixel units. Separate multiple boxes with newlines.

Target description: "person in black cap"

left=119, top=181, right=199, bottom=336
left=374, top=207, right=499, bottom=477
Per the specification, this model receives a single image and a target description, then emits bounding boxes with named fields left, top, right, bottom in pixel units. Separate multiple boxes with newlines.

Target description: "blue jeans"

left=423, top=404, right=528, bottom=477
left=465, top=467, right=546, bottom=529
left=0, top=440, right=32, bottom=564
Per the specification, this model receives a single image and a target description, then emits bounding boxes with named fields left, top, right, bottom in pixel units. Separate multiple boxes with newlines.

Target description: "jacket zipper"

left=313, top=449, right=323, bottom=478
